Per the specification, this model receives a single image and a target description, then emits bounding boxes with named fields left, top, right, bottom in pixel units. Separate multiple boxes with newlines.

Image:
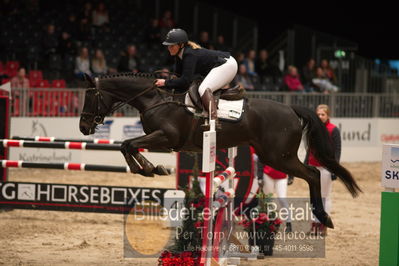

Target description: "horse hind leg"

left=265, top=156, right=334, bottom=229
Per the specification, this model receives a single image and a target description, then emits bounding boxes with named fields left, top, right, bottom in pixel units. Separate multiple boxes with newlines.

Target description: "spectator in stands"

left=41, top=24, right=58, bottom=68
left=77, top=17, right=91, bottom=42
left=92, top=2, right=109, bottom=29
left=198, top=31, right=213, bottom=49
left=214, top=35, right=230, bottom=52
left=91, top=49, right=108, bottom=76
left=236, top=64, right=255, bottom=90
left=80, top=2, right=93, bottom=23
left=146, top=18, right=162, bottom=46
left=64, top=14, right=79, bottom=39
left=159, top=10, right=175, bottom=39
left=74, top=47, right=91, bottom=77
left=57, top=31, right=76, bottom=60
left=243, top=49, right=257, bottom=77
left=234, top=51, right=245, bottom=65
left=283, top=65, right=304, bottom=92
left=10, top=67, right=30, bottom=88
left=118, top=45, right=141, bottom=73
left=302, top=58, right=316, bottom=92
left=320, top=59, right=336, bottom=83
left=159, top=10, right=175, bottom=30
left=255, top=49, right=281, bottom=89
left=312, top=67, right=339, bottom=93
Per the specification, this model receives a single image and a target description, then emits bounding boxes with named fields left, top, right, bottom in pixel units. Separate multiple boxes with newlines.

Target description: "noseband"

left=81, top=77, right=157, bottom=125
left=81, top=87, right=105, bottom=126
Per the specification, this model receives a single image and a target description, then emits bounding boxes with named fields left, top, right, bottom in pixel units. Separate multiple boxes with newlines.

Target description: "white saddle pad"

left=184, top=93, right=244, bottom=121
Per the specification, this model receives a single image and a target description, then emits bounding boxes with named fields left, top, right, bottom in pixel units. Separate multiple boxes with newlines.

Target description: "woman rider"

left=155, top=28, right=238, bottom=128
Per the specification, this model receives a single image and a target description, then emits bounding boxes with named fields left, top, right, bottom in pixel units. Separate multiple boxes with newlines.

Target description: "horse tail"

left=291, top=105, right=362, bottom=197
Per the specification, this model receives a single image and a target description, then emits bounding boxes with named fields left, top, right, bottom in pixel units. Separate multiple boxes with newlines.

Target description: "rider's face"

left=168, top=44, right=180, bottom=56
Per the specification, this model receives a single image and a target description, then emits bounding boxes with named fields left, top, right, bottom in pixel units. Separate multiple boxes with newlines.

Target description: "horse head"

left=79, top=72, right=157, bottom=135
left=79, top=73, right=114, bottom=135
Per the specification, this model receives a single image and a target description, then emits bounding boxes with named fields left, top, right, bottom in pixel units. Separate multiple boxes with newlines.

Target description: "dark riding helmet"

left=162, top=28, right=188, bottom=45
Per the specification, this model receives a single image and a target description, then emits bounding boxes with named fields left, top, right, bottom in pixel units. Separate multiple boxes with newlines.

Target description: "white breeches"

left=315, top=166, right=333, bottom=222
left=263, top=173, right=291, bottom=222
left=198, top=56, right=238, bottom=96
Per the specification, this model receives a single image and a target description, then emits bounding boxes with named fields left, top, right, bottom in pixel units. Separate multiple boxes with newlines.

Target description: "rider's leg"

left=198, top=56, right=238, bottom=128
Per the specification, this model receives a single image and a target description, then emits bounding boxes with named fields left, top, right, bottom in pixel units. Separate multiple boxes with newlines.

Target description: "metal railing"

left=6, top=88, right=399, bottom=118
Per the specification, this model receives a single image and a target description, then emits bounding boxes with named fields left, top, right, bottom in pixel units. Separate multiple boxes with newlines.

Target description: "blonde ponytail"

left=187, top=41, right=201, bottom=49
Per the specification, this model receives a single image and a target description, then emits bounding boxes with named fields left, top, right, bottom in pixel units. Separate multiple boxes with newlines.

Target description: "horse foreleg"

left=121, top=130, right=171, bottom=177
left=120, top=147, right=144, bottom=175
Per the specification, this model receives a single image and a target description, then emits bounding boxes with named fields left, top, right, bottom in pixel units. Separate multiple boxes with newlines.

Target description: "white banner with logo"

left=8, top=117, right=399, bottom=163
left=381, top=144, right=399, bottom=189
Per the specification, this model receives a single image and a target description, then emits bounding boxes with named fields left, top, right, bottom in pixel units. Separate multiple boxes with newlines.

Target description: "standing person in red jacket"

left=307, top=104, right=341, bottom=236
left=261, top=165, right=292, bottom=233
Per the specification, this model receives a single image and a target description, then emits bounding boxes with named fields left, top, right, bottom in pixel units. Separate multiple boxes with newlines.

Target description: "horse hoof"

left=324, top=215, right=334, bottom=229
left=139, top=168, right=155, bottom=177
left=154, top=165, right=169, bottom=175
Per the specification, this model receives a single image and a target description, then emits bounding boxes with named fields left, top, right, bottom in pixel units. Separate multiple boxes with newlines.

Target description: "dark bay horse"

left=79, top=72, right=361, bottom=228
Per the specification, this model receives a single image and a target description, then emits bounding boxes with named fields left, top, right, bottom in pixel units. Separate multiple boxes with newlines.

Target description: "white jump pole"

left=200, top=104, right=217, bottom=266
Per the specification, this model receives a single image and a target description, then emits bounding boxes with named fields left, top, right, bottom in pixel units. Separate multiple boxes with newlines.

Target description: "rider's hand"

left=155, top=79, right=166, bottom=87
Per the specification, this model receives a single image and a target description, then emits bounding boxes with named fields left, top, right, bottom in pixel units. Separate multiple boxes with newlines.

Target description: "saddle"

left=188, top=79, right=245, bottom=111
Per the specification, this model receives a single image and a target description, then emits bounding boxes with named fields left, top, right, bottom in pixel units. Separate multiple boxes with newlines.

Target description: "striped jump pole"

left=1, top=139, right=121, bottom=151
left=12, top=136, right=122, bottom=144
left=1, top=160, right=131, bottom=173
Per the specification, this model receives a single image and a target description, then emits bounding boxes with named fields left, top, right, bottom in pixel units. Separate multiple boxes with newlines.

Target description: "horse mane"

left=98, top=72, right=157, bottom=80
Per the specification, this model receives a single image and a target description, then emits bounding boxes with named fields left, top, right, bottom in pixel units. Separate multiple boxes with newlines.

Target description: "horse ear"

left=83, top=73, right=96, bottom=88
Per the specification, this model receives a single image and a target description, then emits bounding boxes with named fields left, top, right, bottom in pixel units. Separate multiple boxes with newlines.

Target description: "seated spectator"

left=64, top=14, right=79, bottom=39
left=74, top=47, right=91, bottom=76
left=80, top=2, right=93, bottom=23
left=57, top=31, right=77, bottom=60
left=91, top=49, right=108, bottom=76
left=214, top=35, right=230, bottom=52
left=198, top=31, right=213, bottom=49
left=234, top=51, right=245, bottom=65
left=118, top=45, right=141, bottom=73
left=320, top=59, right=336, bottom=83
left=159, top=10, right=175, bottom=39
left=236, top=64, right=255, bottom=90
left=243, top=49, right=257, bottom=77
left=255, top=49, right=281, bottom=88
left=146, top=18, right=161, bottom=46
left=312, top=67, right=339, bottom=93
left=92, top=2, right=109, bottom=28
left=283, top=66, right=304, bottom=92
left=41, top=24, right=58, bottom=68
left=302, top=58, right=316, bottom=92
left=10, top=67, right=30, bottom=88
left=77, top=17, right=91, bottom=42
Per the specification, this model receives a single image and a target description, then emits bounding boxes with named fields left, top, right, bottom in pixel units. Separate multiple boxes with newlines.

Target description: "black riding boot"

left=201, top=88, right=221, bottom=130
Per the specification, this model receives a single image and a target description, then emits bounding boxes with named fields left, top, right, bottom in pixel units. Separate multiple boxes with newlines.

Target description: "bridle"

left=81, top=74, right=195, bottom=127
left=81, top=77, right=157, bottom=126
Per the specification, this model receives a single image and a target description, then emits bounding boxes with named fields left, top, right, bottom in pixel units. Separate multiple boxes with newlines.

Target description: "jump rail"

left=12, top=136, right=122, bottom=144
left=1, top=160, right=131, bottom=173
left=1, top=139, right=121, bottom=151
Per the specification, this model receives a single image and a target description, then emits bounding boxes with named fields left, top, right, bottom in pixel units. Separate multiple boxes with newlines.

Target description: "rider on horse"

left=155, top=28, right=238, bottom=128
